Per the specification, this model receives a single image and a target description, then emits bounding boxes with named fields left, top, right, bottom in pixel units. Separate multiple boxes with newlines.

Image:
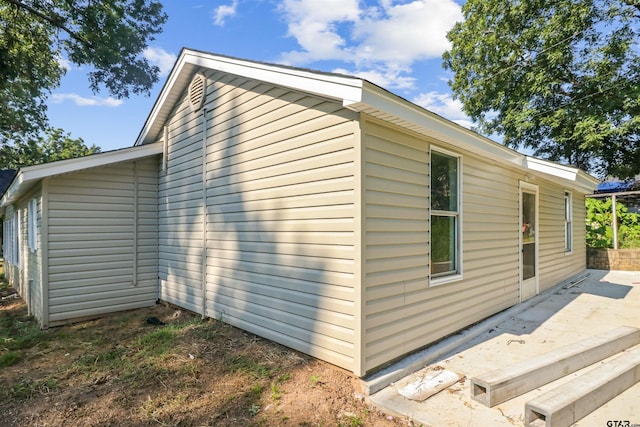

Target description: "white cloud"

left=333, top=66, right=416, bottom=90
left=213, top=0, right=238, bottom=26
left=57, top=56, right=74, bottom=72
left=412, top=91, right=471, bottom=127
left=51, top=93, right=123, bottom=107
left=277, top=0, right=462, bottom=90
left=143, top=47, right=177, bottom=76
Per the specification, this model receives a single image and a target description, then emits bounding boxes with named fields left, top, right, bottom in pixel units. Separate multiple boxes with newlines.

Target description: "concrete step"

left=470, top=325, right=640, bottom=407
left=525, top=344, right=640, bottom=427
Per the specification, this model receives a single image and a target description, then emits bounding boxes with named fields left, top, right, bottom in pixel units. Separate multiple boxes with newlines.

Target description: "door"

left=520, top=182, right=538, bottom=301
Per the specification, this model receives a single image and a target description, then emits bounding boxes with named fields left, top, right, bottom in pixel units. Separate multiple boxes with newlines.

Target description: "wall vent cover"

left=188, top=73, right=206, bottom=112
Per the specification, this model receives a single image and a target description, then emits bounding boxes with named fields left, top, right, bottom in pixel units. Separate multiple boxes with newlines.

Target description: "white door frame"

left=519, top=181, right=539, bottom=302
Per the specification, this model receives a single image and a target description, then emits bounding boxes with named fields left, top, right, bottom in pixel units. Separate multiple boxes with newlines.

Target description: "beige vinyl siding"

left=46, top=159, right=158, bottom=325
left=2, top=190, right=44, bottom=322
left=362, top=118, right=521, bottom=373
left=25, top=190, right=43, bottom=321
left=157, top=70, right=360, bottom=371
left=3, top=206, right=19, bottom=298
left=537, top=183, right=587, bottom=291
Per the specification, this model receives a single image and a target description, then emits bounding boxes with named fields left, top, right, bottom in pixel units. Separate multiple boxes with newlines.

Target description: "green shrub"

left=586, top=198, right=640, bottom=249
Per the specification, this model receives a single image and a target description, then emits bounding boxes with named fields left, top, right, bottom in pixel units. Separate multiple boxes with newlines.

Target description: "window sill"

left=431, top=273, right=463, bottom=287
left=564, top=250, right=574, bottom=256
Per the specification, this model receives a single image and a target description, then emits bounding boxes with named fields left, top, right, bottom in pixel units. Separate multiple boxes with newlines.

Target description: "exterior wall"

left=2, top=189, right=43, bottom=321
left=538, top=183, right=587, bottom=291
left=46, top=158, right=158, bottom=326
left=3, top=204, right=20, bottom=294
left=158, top=70, right=361, bottom=372
left=363, top=117, right=576, bottom=373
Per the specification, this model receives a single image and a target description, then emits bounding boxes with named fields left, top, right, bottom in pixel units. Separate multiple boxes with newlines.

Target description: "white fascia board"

left=348, top=82, right=524, bottom=166
left=524, top=156, right=599, bottom=193
left=524, top=156, right=578, bottom=181
left=183, top=50, right=363, bottom=102
left=135, top=49, right=363, bottom=146
left=0, top=144, right=162, bottom=207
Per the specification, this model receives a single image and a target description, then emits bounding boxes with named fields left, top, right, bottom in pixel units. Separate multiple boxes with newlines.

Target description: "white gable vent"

left=188, top=73, right=207, bottom=112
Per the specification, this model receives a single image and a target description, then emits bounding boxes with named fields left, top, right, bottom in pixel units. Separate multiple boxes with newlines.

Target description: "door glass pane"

left=522, top=192, right=535, bottom=280
left=431, top=215, right=456, bottom=275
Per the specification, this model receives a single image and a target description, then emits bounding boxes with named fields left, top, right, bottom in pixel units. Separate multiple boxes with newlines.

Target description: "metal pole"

left=612, top=195, right=618, bottom=250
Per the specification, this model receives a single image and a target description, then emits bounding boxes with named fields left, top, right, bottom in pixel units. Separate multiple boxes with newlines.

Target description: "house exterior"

left=1, top=49, right=598, bottom=377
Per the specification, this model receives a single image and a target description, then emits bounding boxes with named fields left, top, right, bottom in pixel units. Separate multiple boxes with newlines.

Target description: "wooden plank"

left=525, top=344, right=640, bottom=427
left=470, top=326, right=640, bottom=407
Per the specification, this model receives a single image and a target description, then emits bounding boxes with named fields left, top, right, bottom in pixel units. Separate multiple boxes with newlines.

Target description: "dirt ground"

left=0, top=284, right=410, bottom=427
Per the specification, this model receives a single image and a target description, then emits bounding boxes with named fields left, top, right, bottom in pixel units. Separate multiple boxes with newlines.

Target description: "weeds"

left=0, top=351, right=21, bottom=367
left=227, top=355, right=273, bottom=379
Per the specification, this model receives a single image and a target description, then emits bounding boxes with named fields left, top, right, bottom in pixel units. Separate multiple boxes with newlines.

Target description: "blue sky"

left=47, top=0, right=469, bottom=152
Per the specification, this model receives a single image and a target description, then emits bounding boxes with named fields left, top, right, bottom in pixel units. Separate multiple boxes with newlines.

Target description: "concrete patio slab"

left=367, top=269, right=640, bottom=426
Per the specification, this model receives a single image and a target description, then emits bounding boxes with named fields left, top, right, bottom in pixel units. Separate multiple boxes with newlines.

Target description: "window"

left=28, top=198, right=37, bottom=251
left=564, top=191, right=572, bottom=252
left=430, top=149, right=461, bottom=281
left=4, top=212, right=20, bottom=266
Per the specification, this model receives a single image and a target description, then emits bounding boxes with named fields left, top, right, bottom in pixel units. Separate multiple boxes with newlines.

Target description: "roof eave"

left=1, top=144, right=162, bottom=207
left=524, top=156, right=600, bottom=193
left=135, top=48, right=364, bottom=146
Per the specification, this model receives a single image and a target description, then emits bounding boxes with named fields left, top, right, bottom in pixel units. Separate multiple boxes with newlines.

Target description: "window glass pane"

left=431, top=151, right=458, bottom=212
left=522, top=242, right=535, bottom=280
left=522, top=192, right=535, bottom=243
left=431, top=215, right=456, bottom=275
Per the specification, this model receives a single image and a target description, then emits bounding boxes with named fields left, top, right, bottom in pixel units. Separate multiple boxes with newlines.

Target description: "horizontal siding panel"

left=207, top=148, right=355, bottom=185
left=207, top=241, right=355, bottom=258
left=205, top=260, right=353, bottom=287
left=207, top=285, right=353, bottom=344
left=205, top=274, right=354, bottom=318
left=208, top=205, right=354, bottom=223
left=206, top=265, right=355, bottom=301
left=207, top=249, right=354, bottom=274
left=206, top=218, right=355, bottom=233
left=206, top=163, right=354, bottom=198
left=50, top=285, right=155, bottom=306
left=49, top=253, right=134, bottom=267
left=49, top=300, right=155, bottom=324
left=205, top=307, right=355, bottom=369
left=206, top=231, right=355, bottom=246
left=366, top=176, right=427, bottom=198
left=211, top=191, right=354, bottom=214
left=366, top=244, right=427, bottom=260
left=365, top=190, right=429, bottom=210
left=366, top=231, right=428, bottom=246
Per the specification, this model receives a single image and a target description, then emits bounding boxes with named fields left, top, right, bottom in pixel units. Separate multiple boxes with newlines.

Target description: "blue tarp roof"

left=597, top=180, right=634, bottom=193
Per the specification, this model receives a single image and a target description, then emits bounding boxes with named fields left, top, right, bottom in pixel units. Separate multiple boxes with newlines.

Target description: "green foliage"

left=0, top=0, right=167, bottom=145
left=0, top=351, right=21, bottom=367
left=0, top=128, right=100, bottom=168
left=444, top=0, right=640, bottom=178
left=228, top=355, right=273, bottom=379
left=586, top=197, right=640, bottom=248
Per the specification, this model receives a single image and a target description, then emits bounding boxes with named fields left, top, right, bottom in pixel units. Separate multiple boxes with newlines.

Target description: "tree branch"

left=3, top=0, right=93, bottom=48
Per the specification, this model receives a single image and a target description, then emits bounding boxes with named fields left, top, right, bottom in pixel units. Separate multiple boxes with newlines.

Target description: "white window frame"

left=430, top=147, right=463, bottom=286
left=28, top=198, right=37, bottom=252
left=564, top=191, right=573, bottom=254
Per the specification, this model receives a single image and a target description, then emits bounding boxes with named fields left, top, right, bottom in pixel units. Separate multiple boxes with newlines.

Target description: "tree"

left=443, top=0, right=640, bottom=179
left=0, top=0, right=167, bottom=144
left=0, top=128, right=100, bottom=168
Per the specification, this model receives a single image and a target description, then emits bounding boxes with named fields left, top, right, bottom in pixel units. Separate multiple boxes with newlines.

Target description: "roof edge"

left=135, top=48, right=364, bottom=146
left=1, top=143, right=162, bottom=207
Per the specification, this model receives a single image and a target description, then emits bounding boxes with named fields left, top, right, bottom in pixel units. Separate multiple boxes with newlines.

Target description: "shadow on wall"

left=161, top=74, right=357, bottom=368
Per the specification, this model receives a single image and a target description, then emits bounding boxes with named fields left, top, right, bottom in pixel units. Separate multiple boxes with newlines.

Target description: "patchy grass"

left=0, top=295, right=407, bottom=426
